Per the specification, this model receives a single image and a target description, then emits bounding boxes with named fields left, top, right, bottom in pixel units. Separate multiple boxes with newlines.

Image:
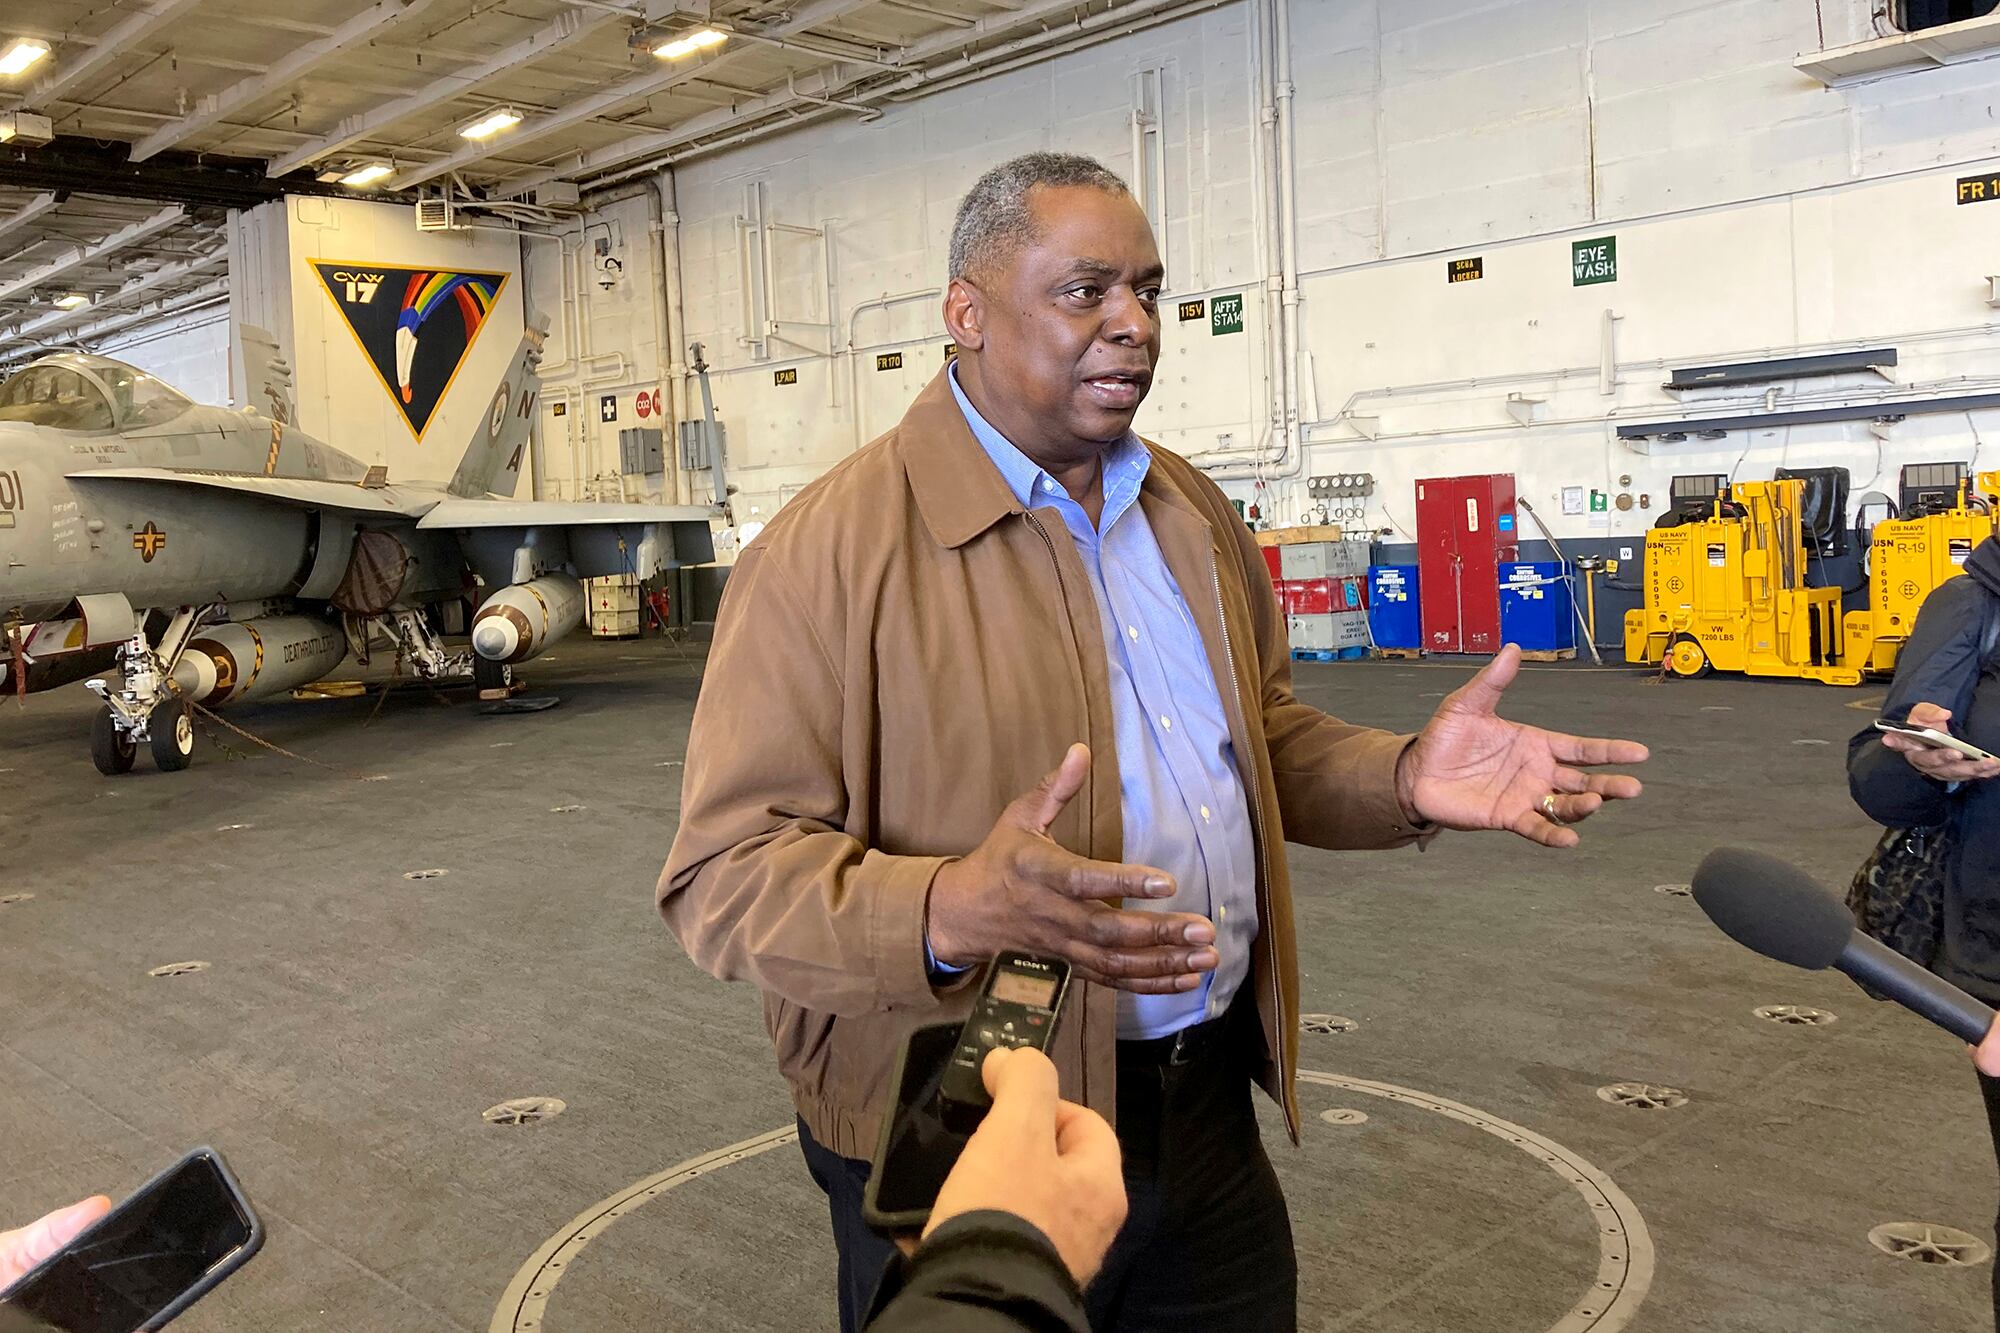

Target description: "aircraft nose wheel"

left=90, top=710, right=137, bottom=775
left=150, top=696, right=196, bottom=772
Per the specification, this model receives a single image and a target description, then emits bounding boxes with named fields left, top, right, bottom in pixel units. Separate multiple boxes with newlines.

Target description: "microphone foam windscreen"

left=1690, top=848, right=1852, bottom=971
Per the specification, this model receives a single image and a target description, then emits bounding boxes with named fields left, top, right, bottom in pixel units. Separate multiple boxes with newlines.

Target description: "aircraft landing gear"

left=90, top=709, right=136, bottom=776
left=84, top=605, right=209, bottom=775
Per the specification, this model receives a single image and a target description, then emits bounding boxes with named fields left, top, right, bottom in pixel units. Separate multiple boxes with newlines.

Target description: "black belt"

left=1116, top=1007, right=1238, bottom=1069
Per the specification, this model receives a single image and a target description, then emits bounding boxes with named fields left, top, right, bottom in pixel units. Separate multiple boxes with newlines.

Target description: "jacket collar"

left=901, top=366, right=1025, bottom=549
left=901, top=364, right=1210, bottom=548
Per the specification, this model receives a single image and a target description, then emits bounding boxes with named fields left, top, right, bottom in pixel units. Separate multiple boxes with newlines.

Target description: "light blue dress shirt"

left=946, top=366, right=1258, bottom=1040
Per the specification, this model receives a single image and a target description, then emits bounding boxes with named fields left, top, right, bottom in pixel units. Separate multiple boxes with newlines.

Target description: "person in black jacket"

left=864, top=1046, right=1126, bottom=1332
left=1850, top=537, right=2000, bottom=1321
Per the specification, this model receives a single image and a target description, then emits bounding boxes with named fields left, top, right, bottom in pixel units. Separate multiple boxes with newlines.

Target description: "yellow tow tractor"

left=1625, top=466, right=2000, bottom=685
left=1841, top=467, right=2000, bottom=675
left=1624, top=477, right=1859, bottom=684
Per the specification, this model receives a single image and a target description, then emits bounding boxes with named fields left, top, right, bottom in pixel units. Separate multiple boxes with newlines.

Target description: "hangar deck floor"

left=2, top=640, right=1994, bottom=1332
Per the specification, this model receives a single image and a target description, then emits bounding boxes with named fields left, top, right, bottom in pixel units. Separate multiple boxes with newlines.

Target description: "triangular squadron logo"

left=310, top=262, right=508, bottom=440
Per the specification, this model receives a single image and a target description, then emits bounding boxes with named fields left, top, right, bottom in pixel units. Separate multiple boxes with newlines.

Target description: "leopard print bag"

left=1846, top=821, right=1953, bottom=972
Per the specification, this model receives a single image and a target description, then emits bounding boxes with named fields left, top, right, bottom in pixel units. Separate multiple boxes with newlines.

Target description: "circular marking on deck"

left=1791, top=738, right=1830, bottom=746
left=549, top=804, right=585, bottom=814
left=1301, top=1014, right=1358, bottom=1035
left=1652, top=883, right=1692, bottom=897
left=403, top=868, right=450, bottom=881
left=216, top=823, right=252, bottom=832
left=1868, top=1221, right=1991, bottom=1267
left=1299, top=1071, right=1654, bottom=1331
left=147, top=960, right=210, bottom=977
left=493, top=1076, right=1652, bottom=1333
left=0, top=892, right=34, bottom=906
left=1320, top=1107, right=1369, bottom=1125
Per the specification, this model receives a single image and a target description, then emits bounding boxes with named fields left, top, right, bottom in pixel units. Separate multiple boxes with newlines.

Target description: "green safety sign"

left=1211, top=293, right=1244, bottom=336
left=1589, top=490, right=1608, bottom=513
left=1573, top=236, right=1617, bottom=286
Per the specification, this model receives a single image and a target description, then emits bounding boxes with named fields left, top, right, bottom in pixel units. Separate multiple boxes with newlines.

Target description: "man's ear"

left=943, top=277, right=985, bottom=352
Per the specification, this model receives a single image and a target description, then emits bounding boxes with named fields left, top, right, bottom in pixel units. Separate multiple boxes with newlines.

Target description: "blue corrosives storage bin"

left=1367, top=565, right=1421, bottom=650
left=1498, top=562, right=1575, bottom=652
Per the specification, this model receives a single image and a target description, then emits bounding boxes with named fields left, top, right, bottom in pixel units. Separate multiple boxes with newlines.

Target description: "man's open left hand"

left=1395, top=645, right=1648, bottom=849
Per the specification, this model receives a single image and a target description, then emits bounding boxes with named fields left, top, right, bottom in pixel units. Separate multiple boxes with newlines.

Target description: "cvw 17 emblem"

left=133, top=522, right=167, bottom=563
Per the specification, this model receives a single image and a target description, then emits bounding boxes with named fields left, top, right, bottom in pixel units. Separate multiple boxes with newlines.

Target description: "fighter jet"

left=0, top=315, right=713, bottom=775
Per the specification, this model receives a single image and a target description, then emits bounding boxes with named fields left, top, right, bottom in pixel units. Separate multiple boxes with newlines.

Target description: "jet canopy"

left=0, top=352, right=194, bottom=433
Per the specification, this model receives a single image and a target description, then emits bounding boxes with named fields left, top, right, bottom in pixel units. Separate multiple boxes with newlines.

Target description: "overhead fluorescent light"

left=0, top=39, right=50, bottom=77
left=53, top=293, right=88, bottom=309
left=339, top=162, right=394, bottom=188
left=0, top=111, right=53, bottom=144
left=460, top=107, right=522, bottom=141
left=654, top=28, right=727, bottom=59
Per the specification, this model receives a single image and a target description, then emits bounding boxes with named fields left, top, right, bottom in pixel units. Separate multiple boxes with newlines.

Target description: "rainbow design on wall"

left=311, top=261, right=510, bottom=440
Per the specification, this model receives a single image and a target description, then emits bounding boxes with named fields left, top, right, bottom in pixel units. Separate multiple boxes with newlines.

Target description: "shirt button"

left=1218, top=904, right=1228, bottom=920
left=1200, top=805, right=1211, bottom=822
left=1127, top=625, right=1139, bottom=640
left=1159, top=715, right=1172, bottom=731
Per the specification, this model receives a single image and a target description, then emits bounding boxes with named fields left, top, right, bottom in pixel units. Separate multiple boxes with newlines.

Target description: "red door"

left=1416, top=474, right=1518, bottom=653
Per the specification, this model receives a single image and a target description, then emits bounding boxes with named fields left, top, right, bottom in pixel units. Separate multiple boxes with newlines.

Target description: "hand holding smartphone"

left=0, top=1148, right=261, bottom=1332
left=1873, top=719, right=2000, bottom=763
left=863, top=952, right=1072, bottom=1233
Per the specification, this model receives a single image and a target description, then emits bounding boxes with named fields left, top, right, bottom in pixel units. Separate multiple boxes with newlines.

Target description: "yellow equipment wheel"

left=1667, top=635, right=1712, bottom=679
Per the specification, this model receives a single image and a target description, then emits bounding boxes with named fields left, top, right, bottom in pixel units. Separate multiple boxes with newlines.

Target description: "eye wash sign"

left=1572, top=236, right=1617, bottom=287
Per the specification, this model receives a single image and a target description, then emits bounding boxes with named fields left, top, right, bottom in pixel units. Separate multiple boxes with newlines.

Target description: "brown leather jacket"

left=658, top=368, right=1427, bottom=1160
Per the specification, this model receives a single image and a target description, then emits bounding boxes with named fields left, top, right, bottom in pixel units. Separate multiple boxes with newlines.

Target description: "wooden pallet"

left=1256, top=524, right=1344, bottom=547
left=1519, top=648, right=1578, bottom=662
left=1372, top=647, right=1424, bottom=660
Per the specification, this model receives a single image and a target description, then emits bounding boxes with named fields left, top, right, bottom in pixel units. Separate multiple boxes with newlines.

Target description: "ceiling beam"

left=17, top=0, right=207, bottom=110
left=388, top=0, right=876, bottom=190
left=0, top=206, right=186, bottom=303
left=129, top=0, right=447, bottom=161
left=0, top=278, right=228, bottom=357
left=0, top=193, right=63, bottom=248
left=1, top=248, right=225, bottom=340
left=508, top=0, right=1100, bottom=194
left=266, top=8, right=613, bottom=178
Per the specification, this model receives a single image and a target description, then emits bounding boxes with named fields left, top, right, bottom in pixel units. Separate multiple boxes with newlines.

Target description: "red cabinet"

left=1415, top=473, right=1518, bottom=654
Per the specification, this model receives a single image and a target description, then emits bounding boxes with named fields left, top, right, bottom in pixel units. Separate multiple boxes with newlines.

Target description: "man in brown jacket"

left=660, top=153, right=1646, bottom=1331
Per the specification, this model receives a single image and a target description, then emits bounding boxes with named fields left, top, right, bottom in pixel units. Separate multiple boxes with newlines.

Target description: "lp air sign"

left=1572, top=236, right=1617, bottom=287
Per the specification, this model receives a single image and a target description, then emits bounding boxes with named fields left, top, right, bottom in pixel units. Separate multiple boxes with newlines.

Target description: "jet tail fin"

left=239, top=325, right=295, bottom=424
left=448, top=312, right=549, bottom=500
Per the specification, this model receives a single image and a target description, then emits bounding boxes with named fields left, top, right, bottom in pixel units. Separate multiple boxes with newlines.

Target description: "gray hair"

left=948, top=152, right=1131, bottom=283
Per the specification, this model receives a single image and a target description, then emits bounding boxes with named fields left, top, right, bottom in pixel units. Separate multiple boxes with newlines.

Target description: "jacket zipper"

left=1023, top=510, right=1092, bottom=1108
left=1209, top=551, right=1293, bottom=1138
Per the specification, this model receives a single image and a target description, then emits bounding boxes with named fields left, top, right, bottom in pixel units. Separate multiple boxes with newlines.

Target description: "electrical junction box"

left=619, top=427, right=664, bottom=475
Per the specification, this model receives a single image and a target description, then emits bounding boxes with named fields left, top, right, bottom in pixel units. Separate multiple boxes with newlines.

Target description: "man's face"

left=958, top=186, right=1164, bottom=468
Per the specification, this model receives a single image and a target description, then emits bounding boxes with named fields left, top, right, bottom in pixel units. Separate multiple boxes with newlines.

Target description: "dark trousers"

left=1980, top=1071, right=2000, bottom=1326
left=798, top=1012, right=1296, bottom=1333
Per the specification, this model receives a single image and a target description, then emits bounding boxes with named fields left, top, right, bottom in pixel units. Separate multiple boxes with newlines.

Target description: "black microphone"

left=1690, top=847, right=1997, bottom=1045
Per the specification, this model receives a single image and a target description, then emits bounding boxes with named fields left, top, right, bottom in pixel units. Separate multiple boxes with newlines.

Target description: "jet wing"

left=67, top=467, right=434, bottom=517
left=416, top=498, right=716, bottom=583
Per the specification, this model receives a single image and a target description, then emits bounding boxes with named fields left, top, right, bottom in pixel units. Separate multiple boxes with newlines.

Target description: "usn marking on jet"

left=0, top=316, right=712, bottom=775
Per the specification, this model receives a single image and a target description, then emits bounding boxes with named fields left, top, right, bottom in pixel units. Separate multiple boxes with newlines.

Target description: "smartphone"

left=1873, top=720, right=1999, bottom=762
left=938, top=952, right=1071, bottom=1133
left=861, top=1021, right=970, bottom=1235
left=0, top=1147, right=262, bottom=1333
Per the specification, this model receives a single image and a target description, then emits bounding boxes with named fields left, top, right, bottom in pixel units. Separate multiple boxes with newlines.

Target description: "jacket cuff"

left=920, top=1209, right=1075, bottom=1284
left=872, top=851, right=959, bottom=1009
left=1367, top=733, right=1439, bottom=846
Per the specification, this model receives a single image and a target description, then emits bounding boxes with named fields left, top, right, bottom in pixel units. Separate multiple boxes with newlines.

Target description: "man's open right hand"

left=926, top=744, right=1218, bottom=993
